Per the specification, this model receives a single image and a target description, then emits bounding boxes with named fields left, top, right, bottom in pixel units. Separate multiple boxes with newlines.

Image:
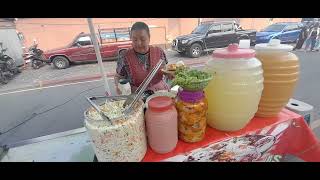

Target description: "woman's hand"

left=166, top=72, right=175, bottom=80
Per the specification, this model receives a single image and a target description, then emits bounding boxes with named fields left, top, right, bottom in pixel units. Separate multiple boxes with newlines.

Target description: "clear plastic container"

left=118, top=79, right=131, bottom=95
left=145, top=96, right=178, bottom=154
left=204, top=44, right=264, bottom=131
left=84, top=98, right=147, bottom=162
left=255, top=39, right=299, bottom=117
left=176, top=90, right=207, bottom=143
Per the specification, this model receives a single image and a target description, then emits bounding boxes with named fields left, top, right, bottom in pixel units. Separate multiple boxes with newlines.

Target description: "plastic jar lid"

left=119, top=79, right=130, bottom=84
left=212, top=44, right=256, bottom=59
left=148, top=96, right=173, bottom=112
left=255, top=39, right=293, bottom=51
left=178, top=90, right=204, bottom=103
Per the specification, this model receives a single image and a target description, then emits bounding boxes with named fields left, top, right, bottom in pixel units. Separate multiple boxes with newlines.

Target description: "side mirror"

left=75, top=43, right=81, bottom=47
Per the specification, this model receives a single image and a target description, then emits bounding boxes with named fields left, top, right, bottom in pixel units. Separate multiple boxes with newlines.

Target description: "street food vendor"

left=114, top=22, right=170, bottom=94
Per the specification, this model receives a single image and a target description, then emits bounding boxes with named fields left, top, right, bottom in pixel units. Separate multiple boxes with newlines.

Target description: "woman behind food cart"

left=114, top=22, right=170, bottom=94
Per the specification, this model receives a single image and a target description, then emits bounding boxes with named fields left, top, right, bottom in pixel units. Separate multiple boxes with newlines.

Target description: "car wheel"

left=53, top=56, right=70, bottom=69
left=188, top=43, right=202, bottom=58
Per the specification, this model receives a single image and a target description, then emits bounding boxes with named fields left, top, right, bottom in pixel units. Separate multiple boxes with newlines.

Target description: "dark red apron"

left=125, top=46, right=169, bottom=92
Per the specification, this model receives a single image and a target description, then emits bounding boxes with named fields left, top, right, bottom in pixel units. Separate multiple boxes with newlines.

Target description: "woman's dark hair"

left=130, top=22, right=150, bottom=37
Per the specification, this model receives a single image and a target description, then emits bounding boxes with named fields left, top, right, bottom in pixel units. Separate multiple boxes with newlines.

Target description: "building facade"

left=15, top=18, right=301, bottom=51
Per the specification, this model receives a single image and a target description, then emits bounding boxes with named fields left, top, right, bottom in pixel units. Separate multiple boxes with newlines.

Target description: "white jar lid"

left=255, top=39, right=293, bottom=52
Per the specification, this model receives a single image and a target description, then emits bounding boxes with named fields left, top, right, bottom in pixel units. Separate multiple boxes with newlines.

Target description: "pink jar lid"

left=212, top=44, right=256, bottom=59
left=148, top=96, right=173, bottom=112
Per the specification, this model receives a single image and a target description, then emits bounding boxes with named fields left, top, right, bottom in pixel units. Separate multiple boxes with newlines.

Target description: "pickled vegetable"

left=176, top=97, right=208, bottom=143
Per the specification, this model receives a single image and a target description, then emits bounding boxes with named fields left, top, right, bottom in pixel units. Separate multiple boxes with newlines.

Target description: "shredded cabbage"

left=88, top=100, right=125, bottom=120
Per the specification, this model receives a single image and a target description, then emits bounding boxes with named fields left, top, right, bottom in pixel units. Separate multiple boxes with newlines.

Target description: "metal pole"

left=87, top=18, right=111, bottom=96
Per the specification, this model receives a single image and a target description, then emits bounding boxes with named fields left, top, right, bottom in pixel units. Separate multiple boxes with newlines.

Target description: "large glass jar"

left=145, top=96, right=178, bottom=154
left=176, top=90, right=208, bottom=143
left=205, top=44, right=264, bottom=131
left=255, top=39, right=299, bottom=117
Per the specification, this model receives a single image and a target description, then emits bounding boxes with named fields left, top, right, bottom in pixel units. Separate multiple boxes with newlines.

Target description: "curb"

left=0, top=83, right=39, bottom=95
left=40, top=72, right=115, bottom=87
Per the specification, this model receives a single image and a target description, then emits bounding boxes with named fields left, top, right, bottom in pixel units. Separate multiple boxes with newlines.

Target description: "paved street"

left=292, top=51, right=320, bottom=120
left=0, top=60, right=118, bottom=93
left=0, top=50, right=203, bottom=93
left=0, top=79, right=109, bottom=146
left=0, top=49, right=319, bottom=149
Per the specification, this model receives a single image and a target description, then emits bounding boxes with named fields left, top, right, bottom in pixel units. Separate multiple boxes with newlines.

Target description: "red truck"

left=43, top=28, right=132, bottom=69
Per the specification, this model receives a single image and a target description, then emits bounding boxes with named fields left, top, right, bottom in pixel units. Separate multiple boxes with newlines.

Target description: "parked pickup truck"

left=43, top=28, right=132, bottom=69
left=172, top=21, right=256, bottom=58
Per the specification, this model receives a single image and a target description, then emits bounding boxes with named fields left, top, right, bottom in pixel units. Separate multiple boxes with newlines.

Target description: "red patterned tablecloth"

left=143, top=109, right=320, bottom=162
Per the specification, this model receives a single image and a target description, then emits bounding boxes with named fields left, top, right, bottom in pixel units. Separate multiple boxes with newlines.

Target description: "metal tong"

left=86, top=95, right=128, bottom=125
left=122, top=58, right=165, bottom=114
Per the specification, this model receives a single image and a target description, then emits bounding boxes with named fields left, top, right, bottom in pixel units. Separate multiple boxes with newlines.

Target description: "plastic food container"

left=145, top=96, right=178, bottom=154
left=84, top=97, right=147, bottom=162
left=205, top=44, right=264, bottom=131
left=176, top=90, right=207, bottom=143
left=255, top=39, right=300, bottom=117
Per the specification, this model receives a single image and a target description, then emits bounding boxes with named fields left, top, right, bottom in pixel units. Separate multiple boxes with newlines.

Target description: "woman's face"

left=131, top=29, right=150, bottom=54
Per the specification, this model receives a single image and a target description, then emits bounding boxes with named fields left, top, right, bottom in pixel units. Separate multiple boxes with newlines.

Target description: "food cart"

left=1, top=108, right=320, bottom=162
left=1, top=19, right=320, bottom=162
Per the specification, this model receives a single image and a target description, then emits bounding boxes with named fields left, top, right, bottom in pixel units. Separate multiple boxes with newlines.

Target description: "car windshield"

left=192, top=24, right=211, bottom=34
left=100, top=32, right=116, bottom=39
left=262, top=24, right=286, bottom=32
